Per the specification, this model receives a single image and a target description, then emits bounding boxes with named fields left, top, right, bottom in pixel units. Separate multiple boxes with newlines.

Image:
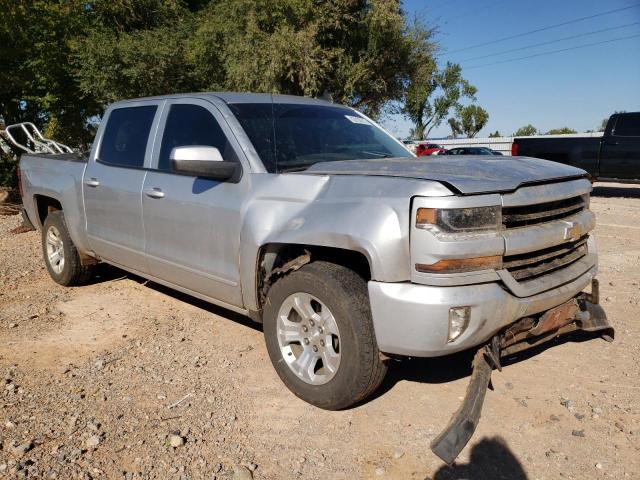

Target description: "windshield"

left=228, top=102, right=412, bottom=173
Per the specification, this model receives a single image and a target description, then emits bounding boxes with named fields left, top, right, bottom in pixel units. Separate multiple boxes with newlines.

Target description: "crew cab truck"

left=512, top=112, right=640, bottom=183
left=18, top=93, right=613, bottom=463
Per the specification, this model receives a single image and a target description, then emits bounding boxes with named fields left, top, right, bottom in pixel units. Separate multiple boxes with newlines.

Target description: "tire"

left=263, top=261, right=387, bottom=410
left=41, top=210, right=93, bottom=286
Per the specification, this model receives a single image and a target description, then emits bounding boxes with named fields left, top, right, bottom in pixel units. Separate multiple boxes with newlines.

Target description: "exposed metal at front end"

left=430, top=280, right=614, bottom=465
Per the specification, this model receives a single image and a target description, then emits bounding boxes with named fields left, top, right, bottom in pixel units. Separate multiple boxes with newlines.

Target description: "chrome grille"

left=503, top=235, right=588, bottom=281
left=502, top=195, right=587, bottom=228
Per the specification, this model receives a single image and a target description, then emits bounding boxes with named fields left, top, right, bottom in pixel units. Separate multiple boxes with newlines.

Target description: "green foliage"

left=188, top=0, right=425, bottom=117
left=447, top=104, right=489, bottom=138
left=403, top=60, right=477, bottom=139
left=546, top=127, right=577, bottom=135
left=0, top=0, right=100, bottom=147
left=75, top=23, right=201, bottom=105
left=0, top=0, right=472, bottom=187
left=488, top=130, right=501, bottom=138
left=513, top=124, right=537, bottom=136
left=446, top=118, right=460, bottom=139
left=599, top=111, right=624, bottom=131
left=0, top=138, right=16, bottom=187
left=599, top=118, right=609, bottom=131
left=71, top=0, right=432, bottom=117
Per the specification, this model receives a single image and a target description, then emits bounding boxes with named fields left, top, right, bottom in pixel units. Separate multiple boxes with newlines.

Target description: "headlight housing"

left=416, top=206, right=502, bottom=235
left=414, top=205, right=503, bottom=273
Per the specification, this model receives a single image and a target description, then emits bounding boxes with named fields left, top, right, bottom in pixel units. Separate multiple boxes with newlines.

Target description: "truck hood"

left=303, top=156, right=586, bottom=194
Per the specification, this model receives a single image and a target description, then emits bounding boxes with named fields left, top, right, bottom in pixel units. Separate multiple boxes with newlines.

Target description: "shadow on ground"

left=592, top=184, right=640, bottom=198
left=89, top=265, right=610, bottom=400
left=432, top=436, right=528, bottom=480
left=368, top=329, right=608, bottom=403
left=94, top=264, right=263, bottom=332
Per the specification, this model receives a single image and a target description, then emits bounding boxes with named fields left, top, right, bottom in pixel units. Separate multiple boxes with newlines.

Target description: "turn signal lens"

left=415, top=255, right=502, bottom=274
left=416, top=207, right=437, bottom=228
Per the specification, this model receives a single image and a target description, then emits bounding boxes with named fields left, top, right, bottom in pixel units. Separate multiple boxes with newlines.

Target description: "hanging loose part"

left=430, top=283, right=614, bottom=465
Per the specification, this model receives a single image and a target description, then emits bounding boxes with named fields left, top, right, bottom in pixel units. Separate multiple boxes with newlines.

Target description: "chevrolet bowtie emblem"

left=564, top=222, right=583, bottom=241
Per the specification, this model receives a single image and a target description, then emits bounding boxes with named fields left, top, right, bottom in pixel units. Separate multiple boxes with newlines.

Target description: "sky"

left=381, top=0, right=640, bottom=139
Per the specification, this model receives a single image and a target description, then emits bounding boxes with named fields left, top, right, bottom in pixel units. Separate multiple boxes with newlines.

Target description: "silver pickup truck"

left=18, top=93, right=613, bottom=463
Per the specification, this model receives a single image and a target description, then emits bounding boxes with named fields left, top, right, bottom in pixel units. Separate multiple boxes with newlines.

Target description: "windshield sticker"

left=345, top=115, right=370, bottom=125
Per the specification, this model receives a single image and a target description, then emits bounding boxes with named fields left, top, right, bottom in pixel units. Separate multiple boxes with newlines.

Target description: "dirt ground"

left=0, top=182, right=639, bottom=479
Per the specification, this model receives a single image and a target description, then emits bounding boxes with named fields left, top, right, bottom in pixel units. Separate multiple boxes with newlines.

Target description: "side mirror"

left=170, top=146, right=239, bottom=181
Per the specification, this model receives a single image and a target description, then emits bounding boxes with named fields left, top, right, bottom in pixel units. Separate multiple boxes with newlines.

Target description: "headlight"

left=416, top=206, right=501, bottom=234
left=414, top=205, right=503, bottom=273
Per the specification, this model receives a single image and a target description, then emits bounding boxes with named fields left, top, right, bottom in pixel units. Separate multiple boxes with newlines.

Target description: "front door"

left=599, top=113, right=640, bottom=180
left=83, top=103, right=161, bottom=273
left=141, top=99, right=248, bottom=307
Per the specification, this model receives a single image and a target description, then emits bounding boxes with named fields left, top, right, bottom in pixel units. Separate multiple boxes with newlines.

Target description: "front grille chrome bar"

left=504, top=236, right=588, bottom=281
left=503, top=195, right=587, bottom=228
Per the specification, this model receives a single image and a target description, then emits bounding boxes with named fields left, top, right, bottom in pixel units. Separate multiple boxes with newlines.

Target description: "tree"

left=0, top=0, right=447, bottom=187
left=403, top=61, right=476, bottom=139
left=447, top=104, right=488, bottom=138
left=71, top=0, right=437, bottom=119
left=599, top=118, right=609, bottom=131
left=546, top=127, right=577, bottom=135
left=513, top=124, right=537, bottom=136
left=0, top=0, right=100, bottom=147
left=447, top=118, right=462, bottom=139
left=599, top=111, right=624, bottom=131
left=488, top=130, right=501, bottom=138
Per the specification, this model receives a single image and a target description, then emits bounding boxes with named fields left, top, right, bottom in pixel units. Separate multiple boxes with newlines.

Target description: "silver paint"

left=19, top=92, right=599, bottom=358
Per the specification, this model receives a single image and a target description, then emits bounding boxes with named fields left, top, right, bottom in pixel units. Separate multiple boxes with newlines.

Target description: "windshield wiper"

left=362, top=151, right=392, bottom=158
left=279, top=164, right=314, bottom=173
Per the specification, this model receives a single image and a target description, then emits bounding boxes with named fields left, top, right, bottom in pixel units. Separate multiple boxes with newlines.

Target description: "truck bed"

left=513, top=136, right=600, bottom=176
left=19, top=152, right=91, bottom=254
left=23, top=152, right=88, bottom=163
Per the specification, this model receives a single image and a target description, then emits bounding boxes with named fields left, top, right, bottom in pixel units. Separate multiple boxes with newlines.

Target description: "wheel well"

left=256, top=243, right=372, bottom=310
left=34, top=195, right=62, bottom=226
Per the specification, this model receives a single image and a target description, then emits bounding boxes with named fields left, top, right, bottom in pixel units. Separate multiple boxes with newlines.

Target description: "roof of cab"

left=112, top=92, right=336, bottom=107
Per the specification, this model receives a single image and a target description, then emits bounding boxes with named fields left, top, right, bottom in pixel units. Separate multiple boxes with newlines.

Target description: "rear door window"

left=99, top=106, right=157, bottom=168
left=612, top=113, right=640, bottom=137
left=157, top=104, right=234, bottom=171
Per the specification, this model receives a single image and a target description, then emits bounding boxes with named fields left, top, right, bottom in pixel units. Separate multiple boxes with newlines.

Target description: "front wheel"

left=42, top=211, right=93, bottom=286
left=263, top=261, right=387, bottom=410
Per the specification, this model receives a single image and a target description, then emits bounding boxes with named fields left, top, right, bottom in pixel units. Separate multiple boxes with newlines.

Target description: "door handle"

left=144, top=187, right=165, bottom=199
left=84, top=178, right=100, bottom=187
left=604, top=140, right=619, bottom=146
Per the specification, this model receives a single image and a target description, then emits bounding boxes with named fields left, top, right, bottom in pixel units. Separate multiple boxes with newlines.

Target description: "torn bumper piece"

left=430, top=284, right=613, bottom=465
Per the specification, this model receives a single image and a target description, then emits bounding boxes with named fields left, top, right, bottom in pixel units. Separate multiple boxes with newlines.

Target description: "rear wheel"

left=263, top=261, right=387, bottom=410
left=42, top=211, right=93, bottom=286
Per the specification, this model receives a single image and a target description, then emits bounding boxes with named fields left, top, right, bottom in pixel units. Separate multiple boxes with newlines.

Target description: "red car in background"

left=415, top=143, right=447, bottom=156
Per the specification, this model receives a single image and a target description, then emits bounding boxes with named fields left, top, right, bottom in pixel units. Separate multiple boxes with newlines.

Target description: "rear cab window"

left=612, top=113, right=640, bottom=137
left=99, top=105, right=157, bottom=168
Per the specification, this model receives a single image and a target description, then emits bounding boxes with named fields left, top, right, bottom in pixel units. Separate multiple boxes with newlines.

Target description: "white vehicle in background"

left=402, top=139, right=419, bottom=154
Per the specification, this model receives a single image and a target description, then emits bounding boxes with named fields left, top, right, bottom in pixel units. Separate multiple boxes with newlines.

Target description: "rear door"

left=599, top=113, right=640, bottom=180
left=141, top=98, right=248, bottom=307
left=83, top=101, right=163, bottom=273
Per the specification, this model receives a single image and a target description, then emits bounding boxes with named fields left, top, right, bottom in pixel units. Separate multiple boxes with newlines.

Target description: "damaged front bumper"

left=430, top=280, right=613, bottom=465
left=368, top=264, right=598, bottom=357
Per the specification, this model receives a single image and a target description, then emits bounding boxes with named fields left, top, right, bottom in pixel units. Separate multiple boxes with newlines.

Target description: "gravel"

left=168, top=434, right=185, bottom=448
left=233, top=465, right=254, bottom=480
left=1, top=185, right=640, bottom=479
